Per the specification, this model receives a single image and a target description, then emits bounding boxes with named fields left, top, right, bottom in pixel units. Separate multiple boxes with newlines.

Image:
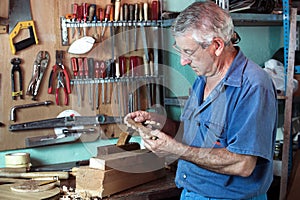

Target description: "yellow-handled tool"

left=9, top=20, right=38, bottom=55
left=8, top=0, right=39, bottom=54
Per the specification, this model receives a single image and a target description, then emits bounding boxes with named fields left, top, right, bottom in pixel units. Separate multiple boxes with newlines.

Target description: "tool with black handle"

left=11, top=58, right=23, bottom=100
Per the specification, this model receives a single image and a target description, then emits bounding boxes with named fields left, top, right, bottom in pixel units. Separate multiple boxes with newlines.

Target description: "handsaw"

left=8, top=0, right=38, bottom=54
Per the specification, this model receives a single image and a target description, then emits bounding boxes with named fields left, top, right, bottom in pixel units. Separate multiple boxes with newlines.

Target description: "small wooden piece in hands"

left=124, top=116, right=159, bottom=140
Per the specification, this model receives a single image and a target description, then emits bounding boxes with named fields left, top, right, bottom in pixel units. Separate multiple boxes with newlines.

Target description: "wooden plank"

left=76, top=166, right=166, bottom=199
left=90, top=149, right=165, bottom=172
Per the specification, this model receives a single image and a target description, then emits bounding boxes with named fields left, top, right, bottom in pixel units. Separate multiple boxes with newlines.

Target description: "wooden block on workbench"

left=90, top=149, right=165, bottom=173
left=75, top=166, right=166, bottom=199
left=97, top=142, right=141, bottom=156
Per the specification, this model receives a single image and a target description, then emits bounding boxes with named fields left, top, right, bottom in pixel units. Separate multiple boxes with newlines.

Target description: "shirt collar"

left=223, top=46, right=248, bottom=87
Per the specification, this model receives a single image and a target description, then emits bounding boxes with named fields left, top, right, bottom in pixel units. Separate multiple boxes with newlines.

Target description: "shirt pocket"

left=201, top=120, right=227, bottom=148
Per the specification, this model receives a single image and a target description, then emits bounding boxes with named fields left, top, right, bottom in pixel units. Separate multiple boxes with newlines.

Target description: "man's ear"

left=213, top=38, right=225, bottom=56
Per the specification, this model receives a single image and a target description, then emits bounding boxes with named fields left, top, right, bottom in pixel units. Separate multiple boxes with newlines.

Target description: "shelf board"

left=231, top=13, right=300, bottom=26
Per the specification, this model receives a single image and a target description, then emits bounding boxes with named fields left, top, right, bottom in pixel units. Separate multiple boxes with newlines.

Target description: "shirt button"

left=183, top=174, right=187, bottom=179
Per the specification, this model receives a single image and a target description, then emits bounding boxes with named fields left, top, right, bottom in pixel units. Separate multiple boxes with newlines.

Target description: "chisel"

left=134, top=3, right=139, bottom=51
left=123, top=3, right=129, bottom=52
left=101, top=4, right=112, bottom=38
left=100, top=61, right=106, bottom=104
left=71, top=57, right=81, bottom=107
left=71, top=3, right=78, bottom=39
left=119, top=56, right=127, bottom=114
left=88, top=58, right=95, bottom=110
left=95, top=61, right=100, bottom=110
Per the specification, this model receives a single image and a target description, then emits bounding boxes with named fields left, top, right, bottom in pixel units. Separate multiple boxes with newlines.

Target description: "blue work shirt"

left=175, top=48, right=278, bottom=199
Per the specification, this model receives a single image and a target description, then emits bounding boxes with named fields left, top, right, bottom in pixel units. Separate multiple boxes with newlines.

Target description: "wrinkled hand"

left=141, top=129, right=178, bottom=157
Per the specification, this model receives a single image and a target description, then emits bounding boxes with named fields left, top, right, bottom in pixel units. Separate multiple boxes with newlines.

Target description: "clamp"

left=48, top=50, right=71, bottom=95
left=26, top=51, right=50, bottom=100
left=11, top=58, right=23, bottom=100
left=55, top=71, right=68, bottom=106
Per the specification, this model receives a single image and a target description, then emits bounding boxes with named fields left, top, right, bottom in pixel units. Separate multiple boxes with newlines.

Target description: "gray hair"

left=171, top=1, right=234, bottom=45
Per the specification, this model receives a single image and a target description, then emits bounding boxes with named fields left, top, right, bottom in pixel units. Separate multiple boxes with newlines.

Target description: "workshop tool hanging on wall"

left=48, top=51, right=71, bottom=96
left=8, top=0, right=38, bottom=54
left=55, top=71, right=68, bottom=106
left=26, top=51, right=50, bottom=101
left=11, top=58, right=23, bottom=100
left=10, top=100, right=52, bottom=122
left=9, top=114, right=123, bottom=131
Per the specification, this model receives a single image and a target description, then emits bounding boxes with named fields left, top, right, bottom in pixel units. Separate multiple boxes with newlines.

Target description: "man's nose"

left=180, top=56, right=192, bottom=66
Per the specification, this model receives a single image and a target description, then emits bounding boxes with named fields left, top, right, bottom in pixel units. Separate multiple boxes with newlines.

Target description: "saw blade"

left=8, top=0, right=32, bottom=33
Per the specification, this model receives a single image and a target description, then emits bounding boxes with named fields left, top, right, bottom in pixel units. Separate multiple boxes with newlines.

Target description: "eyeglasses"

left=172, top=41, right=211, bottom=58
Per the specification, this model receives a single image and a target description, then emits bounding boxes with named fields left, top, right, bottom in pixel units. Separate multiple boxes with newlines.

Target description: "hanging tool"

left=10, top=101, right=52, bottom=122
left=26, top=51, right=50, bottom=101
left=128, top=4, right=134, bottom=51
left=119, top=56, right=127, bottom=114
left=101, top=4, right=112, bottom=38
left=151, top=1, right=160, bottom=20
left=90, top=4, right=100, bottom=42
left=11, top=58, right=23, bottom=100
left=134, top=3, right=139, bottom=51
left=9, top=114, right=124, bottom=131
left=144, top=54, right=152, bottom=108
left=95, top=61, right=100, bottom=110
left=123, top=3, right=129, bottom=52
left=82, top=3, right=88, bottom=36
left=100, top=61, right=107, bottom=105
left=87, top=58, right=95, bottom=110
left=114, top=0, right=121, bottom=21
left=8, top=0, right=38, bottom=54
left=105, top=59, right=113, bottom=104
left=98, top=7, right=104, bottom=41
left=55, top=71, right=68, bottom=106
left=48, top=51, right=71, bottom=95
left=71, top=57, right=81, bottom=107
left=76, top=57, right=84, bottom=103
left=76, top=4, right=83, bottom=37
left=71, top=3, right=78, bottom=39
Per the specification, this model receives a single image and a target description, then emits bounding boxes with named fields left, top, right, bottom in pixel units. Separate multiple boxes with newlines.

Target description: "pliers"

left=11, top=58, right=23, bottom=100
left=26, top=51, right=50, bottom=100
left=56, top=71, right=68, bottom=106
left=48, top=50, right=71, bottom=95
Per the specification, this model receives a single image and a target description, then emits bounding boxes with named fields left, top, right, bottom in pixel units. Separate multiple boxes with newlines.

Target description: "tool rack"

left=61, top=17, right=174, bottom=46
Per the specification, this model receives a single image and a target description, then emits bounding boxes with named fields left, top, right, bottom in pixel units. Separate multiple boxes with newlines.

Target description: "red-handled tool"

left=71, top=57, right=81, bottom=107
left=48, top=51, right=71, bottom=95
left=55, top=71, right=68, bottom=106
